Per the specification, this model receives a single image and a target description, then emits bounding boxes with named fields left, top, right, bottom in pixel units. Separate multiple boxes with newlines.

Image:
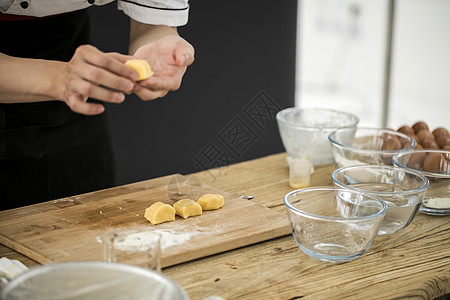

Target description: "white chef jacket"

left=0, top=0, right=189, bottom=26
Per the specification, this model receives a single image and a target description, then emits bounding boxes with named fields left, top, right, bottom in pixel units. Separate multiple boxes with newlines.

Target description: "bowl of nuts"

left=393, top=121, right=450, bottom=215
left=393, top=149, right=450, bottom=216
left=328, top=127, right=416, bottom=169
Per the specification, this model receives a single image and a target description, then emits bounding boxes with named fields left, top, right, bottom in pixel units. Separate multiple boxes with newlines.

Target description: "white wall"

left=297, top=0, right=450, bottom=131
left=389, top=0, right=450, bottom=130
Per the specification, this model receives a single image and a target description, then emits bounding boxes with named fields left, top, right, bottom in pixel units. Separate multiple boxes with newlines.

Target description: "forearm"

left=128, top=20, right=179, bottom=55
left=0, top=53, right=65, bottom=103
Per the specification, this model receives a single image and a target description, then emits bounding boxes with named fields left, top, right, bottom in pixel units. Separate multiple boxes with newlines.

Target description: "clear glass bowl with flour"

left=277, top=107, right=359, bottom=167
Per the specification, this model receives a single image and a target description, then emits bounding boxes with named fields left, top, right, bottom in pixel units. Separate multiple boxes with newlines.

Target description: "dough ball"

left=144, top=202, right=175, bottom=225
left=197, top=194, right=224, bottom=210
left=173, top=199, right=202, bottom=219
left=125, top=59, right=154, bottom=81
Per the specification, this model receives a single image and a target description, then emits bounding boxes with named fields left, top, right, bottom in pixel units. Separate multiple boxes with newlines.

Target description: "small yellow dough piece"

left=173, top=199, right=203, bottom=219
left=125, top=59, right=154, bottom=81
left=197, top=194, right=224, bottom=211
left=144, top=202, right=175, bottom=225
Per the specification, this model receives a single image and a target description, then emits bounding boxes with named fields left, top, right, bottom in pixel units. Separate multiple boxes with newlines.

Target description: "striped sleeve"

left=117, top=0, right=189, bottom=26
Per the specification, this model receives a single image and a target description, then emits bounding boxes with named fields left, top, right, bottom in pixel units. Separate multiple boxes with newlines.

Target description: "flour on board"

left=99, top=223, right=226, bottom=250
left=103, top=230, right=195, bottom=251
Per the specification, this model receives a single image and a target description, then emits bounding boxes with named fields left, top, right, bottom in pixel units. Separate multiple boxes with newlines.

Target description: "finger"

left=176, top=52, right=194, bottom=67
left=107, top=53, right=149, bottom=82
left=69, top=77, right=126, bottom=104
left=133, top=85, right=168, bottom=101
left=108, top=52, right=136, bottom=64
left=76, top=45, right=138, bottom=81
left=66, top=93, right=105, bottom=115
left=75, top=62, right=135, bottom=94
left=140, top=75, right=183, bottom=92
left=174, top=43, right=195, bottom=67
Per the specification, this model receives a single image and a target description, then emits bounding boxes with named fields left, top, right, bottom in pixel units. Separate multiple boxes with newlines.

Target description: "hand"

left=132, top=35, right=195, bottom=100
left=62, top=45, right=138, bottom=115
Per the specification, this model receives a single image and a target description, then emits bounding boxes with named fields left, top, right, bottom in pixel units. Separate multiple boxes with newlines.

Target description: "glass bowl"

left=331, top=165, right=429, bottom=235
left=283, top=187, right=386, bottom=263
left=276, top=107, right=359, bottom=166
left=328, top=127, right=416, bottom=168
left=0, top=262, right=188, bottom=300
left=393, top=149, right=450, bottom=216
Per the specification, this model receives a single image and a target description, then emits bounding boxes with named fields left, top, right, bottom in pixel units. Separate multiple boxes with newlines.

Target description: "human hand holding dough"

left=125, top=59, right=153, bottom=81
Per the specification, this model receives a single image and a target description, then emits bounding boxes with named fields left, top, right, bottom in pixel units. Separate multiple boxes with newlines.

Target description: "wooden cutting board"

left=0, top=174, right=290, bottom=268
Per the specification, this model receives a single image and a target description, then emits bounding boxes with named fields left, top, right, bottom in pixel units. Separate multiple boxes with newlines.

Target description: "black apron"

left=0, top=10, right=116, bottom=210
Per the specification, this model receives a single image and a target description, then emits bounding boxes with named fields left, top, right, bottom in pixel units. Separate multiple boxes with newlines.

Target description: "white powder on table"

left=100, top=223, right=225, bottom=251
left=156, top=230, right=194, bottom=249
left=112, top=230, right=195, bottom=251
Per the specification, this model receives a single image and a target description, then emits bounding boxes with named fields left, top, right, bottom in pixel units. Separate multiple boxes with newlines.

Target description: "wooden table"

left=1, top=153, right=449, bottom=299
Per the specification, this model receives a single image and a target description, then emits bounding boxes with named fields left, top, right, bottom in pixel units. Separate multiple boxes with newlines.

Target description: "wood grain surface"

left=1, top=152, right=449, bottom=300
left=0, top=175, right=290, bottom=268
